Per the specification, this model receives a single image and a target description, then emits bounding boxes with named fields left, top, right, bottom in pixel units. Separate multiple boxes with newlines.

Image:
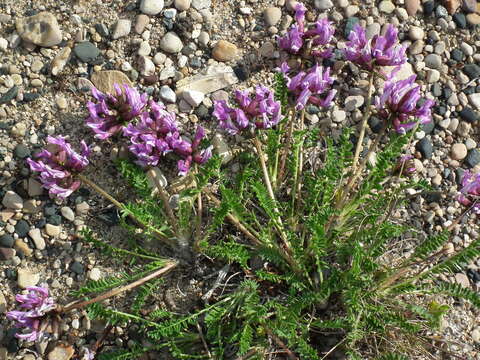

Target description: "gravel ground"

left=0, top=0, right=480, bottom=358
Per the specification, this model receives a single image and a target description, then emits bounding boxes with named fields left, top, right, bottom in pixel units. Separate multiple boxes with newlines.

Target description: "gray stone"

left=264, top=7, right=282, bottom=26
left=112, top=19, right=131, bottom=40
left=137, top=55, right=156, bottom=76
left=182, top=90, right=205, bottom=107
left=160, top=32, right=183, bottom=53
left=160, top=85, right=177, bottom=103
left=2, top=191, right=23, bottom=210
left=425, top=54, right=442, bottom=70
left=176, top=63, right=238, bottom=94
left=175, top=0, right=191, bottom=11
left=0, top=291, right=6, bottom=314
left=140, top=0, right=165, bottom=15
left=315, top=0, right=333, bottom=10
left=138, top=41, right=151, bottom=56
left=16, top=12, right=62, bottom=47
left=0, top=247, right=15, bottom=260
left=70, top=261, right=84, bottom=274
left=426, top=69, right=440, bottom=83
left=73, top=42, right=100, bottom=63
left=0, top=86, right=18, bottom=104
left=0, top=234, right=14, bottom=248
left=408, top=26, right=424, bottom=41
left=465, top=149, right=480, bottom=168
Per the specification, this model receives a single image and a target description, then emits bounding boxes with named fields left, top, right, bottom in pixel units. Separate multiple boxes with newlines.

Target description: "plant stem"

left=62, top=261, right=178, bottom=313
left=351, top=71, right=376, bottom=171
left=147, top=168, right=179, bottom=236
left=77, top=174, right=175, bottom=247
left=291, top=109, right=306, bottom=218
left=194, top=190, right=203, bottom=251
left=277, top=108, right=295, bottom=186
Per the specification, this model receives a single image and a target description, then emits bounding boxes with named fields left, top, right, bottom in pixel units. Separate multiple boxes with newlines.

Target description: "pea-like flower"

left=86, top=83, right=148, bottom=140
left=124, top=101, right=212, bottom=175
left=375, top=72, right=434, bottom=134
left=27, top=136, right=90, bottom=199
left=458, top=171, right=480, bottom=214
left=278, top=2, right=334, bottom=58
left=6, top=286, right=56, bottom=341
left=343, top=24, right=407, bottom=71
left=280, top=62, right=337, bottom=110
left=213, top=85, right=281, bottom=135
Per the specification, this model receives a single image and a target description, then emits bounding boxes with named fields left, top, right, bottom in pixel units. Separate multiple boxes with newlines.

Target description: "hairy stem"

left=77, top=174, right=175, bottom=247
left=291, top=109, right=306, bottom=218
left=62, top=261, right=178, bottom=312
left=352, top=71, right=376, bottom=171
left=277, top=108, right=295, bottom=186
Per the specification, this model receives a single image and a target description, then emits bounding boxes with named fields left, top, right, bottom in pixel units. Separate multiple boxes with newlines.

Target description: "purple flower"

left=86, top=83, right=148, bottom=140
left=27, top=136, right=90, bottom=199
left=278, top=2, right=334, bottom=58
left=458, top=171, right=480, bottom=214
left=344, top=24, right=407, bottom=71
left=280, top=63, right=337, bottom=110
left=375, top=72, right=434, bottom=134
left=213, top=85, right=281, bottom=135
left=124, top=101, right=211, bottom=175
left=6, top=286, right=56, bottom=341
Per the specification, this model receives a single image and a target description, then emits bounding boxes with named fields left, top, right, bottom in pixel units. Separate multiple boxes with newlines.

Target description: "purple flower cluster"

left=278, top=2, right=335, bottom=58
left=213, top=85, right=281, bottom=135
left=124, top=101, right=212, bottom=175
left=375, top=71, right=434, bottom=134
left=6, top=286, right=56, bottom=342
left=458, top=171, right=480, bottom=214
left=86, top=84, right=148, bottom=140
left=280, top=62, right=336, bottom=110
left=27, top=136, right=90, bottom=199
left=343, top=24, right=407, bottom=71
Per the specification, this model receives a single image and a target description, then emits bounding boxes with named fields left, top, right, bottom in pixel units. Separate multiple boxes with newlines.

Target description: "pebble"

left=15, top=220, right=30, bottom=237
left=315, top=0, right=333, bottom=10
left=445, top=0, right=461, bottom=14
left=344, top=95, right=364, bottom=111
left=466, top=13, right=480, bottom=25
left=159, top=32, right=183, bottom=53
left=160, top=85, right=177, bottom=103
left=463, top=64, right=480, bottom=80
left=455, top=273, right=470, bottom=288
left=51, top=47, right=71, bottom=76
left=14, top=144, right=30, bottom=159
left=61, top=206, right=75, bottom=221
left=212, top=40, right=238, bottom=62
left=416, top=138, right=433, bottom=159
left=135, top=15, right=150, bottom=34
left=91, top=70, right=132, bottom=94
left=28, top=228, right=46, bottom=250
left=15, top=12, right=62, bottom=47
left=0, top=234, right=14, bottom=247
left=73, top=42, right=100, bottom=63
left=138, top=41, right=151, bottom=56
left=2, top=191, right=23, bottom=210
left=467, top=93, right=480, bottom=110
left=47, top=344, right=74, bottom=360
left=182, top=90, right=205, bottom=107
left=56, top=96, right=68, bottom=110
left=463, top=0, right=477, bottom=12
left=424, top=54, right=441, bottom=70
left=465, top=149, right=480, bottom=168
left=45, top=224, right=61, bottom=237
left=175, top=0, right=191, bottom=11
left=112, top=19, right=131, bottom=40
left=379, top=1, right=395, bottom=13
left=453, top=13, right=467, bottom=29
left=472, top=328, right=480, bottom=343
left=137, top=55, right=156, bottom=76
left=332, top=109, right=346, bottom=122
left=0, top=37, right=7, bottom=52
left=89, top=267, right=102, bottom=281
left=192, top=0, right=211, bottom=10
left=0, top=247, right=15, bottom=260
left=140, top=0, right=164, bottom=15
left=459, top=107, right=479, bottom=123
left=408, top=26, right=424, bottom=40
left=17, top=268, right=40, bottom=288
left=70, top=261, right=84, bottom=275
left=264, top=7, right=282, bottom=26
left=451, top=143, right=467, bottom=160
left=405, top=0, right=420, bottom=15
left=0, top=86, right=19, bottom=104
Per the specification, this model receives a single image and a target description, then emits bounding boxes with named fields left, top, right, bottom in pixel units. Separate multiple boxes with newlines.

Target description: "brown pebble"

left=143, top=74, right=158, bottom=85
left=212, top=40, right=238, bottom=62
left=15, top=239, right=33, bottom=257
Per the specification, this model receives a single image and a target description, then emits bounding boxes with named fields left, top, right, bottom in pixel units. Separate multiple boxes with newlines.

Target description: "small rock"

left=61, top=206, right=75, bottom=221
left=192, top=0, right=211, bottom=10
left=140, top=0, right=164, bottom=15
left=160, top=85, right=177, bottom=103
left=344, top=17, right=359, bottom=37
left=0, top=234, right=14, bottom=247
left=56, top=96, right=68, bottom=110
left=17, top=268, right=40, bottom=289
left=175, top=0, right=191, bottom=11
left=332, top=109, right=346, bottom=122
left=212, top=134, right=233, bottom=163
left=159, top=32, right=183, bottom=53
left=91, top=70, right=133, bottom=94
left=138, top=41, right=151, bottom=56
left=70, top=261, right=84, bottom=275
left=445, top=0, right=461, bottom=14
left=463, top=0, right=477, bottom=12
left=425, top=54, right=441, bottom=70
left=455, top=273, right=470, bottom=288
left=0, top=37, right=8, bottom=52
left=459, top=107, right=479, bottom=123
left=0, top=291, right=6, bottom=313
left=112, top=19, right=131, bottom=40
left=15, top=239, right=32, bottom=257
left=0, top=247, right=15, bottom=260
left=423, top=1, right=435, bottom=16
left=0, top=86, right=19, bottom=104
left=468, top=93, right=480, bottom=110
left=28, top=228, right=46, bottom=250
left=451, top=143, right=468, bottom=161
left=416, top=138, right=433, bottom=159
left=182, top=90, right=205, bottom=107
left=408, top=26, right=424, bottom=41
left=73, top=42, right=100, bottom=63
left=466, top=13, right=480, bottom=25
left=463, top=64, right=480, bottom=80
left=14, top=144, right=30, bottom=159
left=344, top=95, right=364, bottom=111
left=45, top=224, right=61, bottom=237
left=51, top=47, right=71, bottom=76
left=212, top=40, right=238, bottom=62
left=47, top=344, right=75, bottom=360
left=15, top=220, right=30, bottom=237
left=315, top=0, right=333, bottom=10
left=16, top=12, right=62, bottom=47
left=2, top=191, right=23, bottom=210
left=472, top=327, right=480, bottom=343
left=76, top=202, right=90, bottom=215
left=379, top=1, right=395, bottom=13
left=89, top=268, right=102, bottom=281
left=135, top=15, right=150, bottom=34
left=264, top=7, right=282, bottom=26
left=405, top=0, right=420, bottom=15
left=453, top=13, right=467, bottom=28
left=465, top=149, right=480, bottom=168
left=137, top=55, right=156, bottom=76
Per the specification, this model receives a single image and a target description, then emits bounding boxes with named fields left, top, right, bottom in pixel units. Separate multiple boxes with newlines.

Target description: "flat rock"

left=140, top=0, right=164, bottom=15
left=2, top=191, right=23, bottom=210
left=159, top=32, right=183, bottom=53
left=112, top=19, right=131, bottom=40
left=175, top=63, right=238, bottom=94
left=16, top=12, right=62, bottom=47
left=73, top=41, right=100, bottom=63
left=47, top=344, right=75, bottom=360
left=212, top=40, right=238, bottom=62
left=91, top=70, right=133, bottom=94
left=264, top=7, right=282, bottom=26
left=182, top=90, right=205, bottom=107
left=405, top=0, right=420, bottom=15
left=463, top=64, right=480, bottom=79
left=17, top=268, right=40, bottom=288
left=45, top=224, right=61, bottom=237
